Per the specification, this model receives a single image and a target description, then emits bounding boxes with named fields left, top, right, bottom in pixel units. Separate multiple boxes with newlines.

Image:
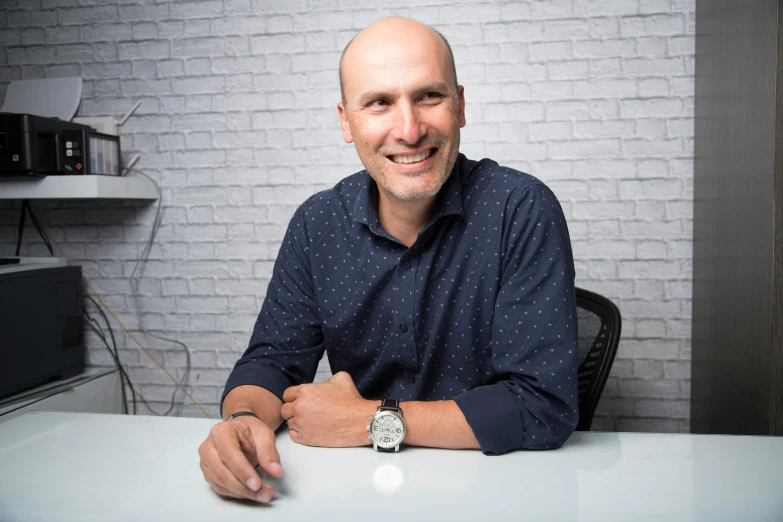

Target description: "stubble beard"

left=368, top=134, right=458, bottom=203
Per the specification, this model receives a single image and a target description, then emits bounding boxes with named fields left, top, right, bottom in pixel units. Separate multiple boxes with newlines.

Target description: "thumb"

left=253, top=427, right=284, bottom=478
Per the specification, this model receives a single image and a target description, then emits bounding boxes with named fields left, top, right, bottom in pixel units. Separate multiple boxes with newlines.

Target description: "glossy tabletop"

left=0, top=411, right=781, bottom=521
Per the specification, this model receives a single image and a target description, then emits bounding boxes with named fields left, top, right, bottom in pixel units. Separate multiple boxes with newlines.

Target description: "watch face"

left=370, top=411, right=406, bottom=448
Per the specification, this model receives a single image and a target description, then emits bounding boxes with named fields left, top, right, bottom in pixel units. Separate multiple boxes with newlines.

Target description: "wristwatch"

left=367, top=399, right=407, bottom=452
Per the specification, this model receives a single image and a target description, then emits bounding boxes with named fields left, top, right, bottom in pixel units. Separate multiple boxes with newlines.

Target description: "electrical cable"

left=84, top=318, right=130, bottom=414
left=85, top=296, right=136, bottom=415
left=15, top=200, right=55, bottom=257
left=86, top=303, right=175, bottom=417
left=85, top=308, right=163, bottom=418
left=126, top=169, right=192, bottom=416
left=15, top=200, right=26, bottom=256
left=80, top=177, right=187, bottom=417
left=82, top=276, right=209, bottom=417
left=25, top=199, right=211, bottom=418
left=25, top=201, right=54, bottom=256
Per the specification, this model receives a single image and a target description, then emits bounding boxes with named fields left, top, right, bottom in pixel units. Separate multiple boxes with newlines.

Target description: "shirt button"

left=399, top=323, right=408, bottom=333
left=403, top=262, right=411, bottom=271
left=407, top=375, right=416, bottom=384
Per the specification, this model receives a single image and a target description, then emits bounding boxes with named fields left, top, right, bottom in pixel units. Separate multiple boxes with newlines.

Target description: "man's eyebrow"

left=357, top=90, right=391, bottom=105
left=415, top=82, right=451, bottom=94
left=356, top=82, right=452, bottom=105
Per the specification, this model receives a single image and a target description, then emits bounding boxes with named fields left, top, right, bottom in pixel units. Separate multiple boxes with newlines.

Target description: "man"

left=199, top=17, right=579, bottom=504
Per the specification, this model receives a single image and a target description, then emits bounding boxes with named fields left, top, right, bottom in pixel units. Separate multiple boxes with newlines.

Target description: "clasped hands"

left=198, top=372, right=378, bottom=504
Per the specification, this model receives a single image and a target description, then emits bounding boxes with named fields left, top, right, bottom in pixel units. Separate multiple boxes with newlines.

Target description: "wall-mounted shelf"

left=0, top=175, right=158, bottom=200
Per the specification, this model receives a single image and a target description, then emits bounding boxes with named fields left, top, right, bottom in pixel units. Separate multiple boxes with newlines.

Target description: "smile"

left=388, top=148, right=435, bottom=164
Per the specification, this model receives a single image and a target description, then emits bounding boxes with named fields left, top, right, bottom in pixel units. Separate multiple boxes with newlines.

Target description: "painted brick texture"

left=0, top=0, right=695, bottom=432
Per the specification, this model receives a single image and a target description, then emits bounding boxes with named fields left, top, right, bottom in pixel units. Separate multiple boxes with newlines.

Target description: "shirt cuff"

left=454, top=384, right=524, bottom=455
left=220, top=362, right=292, bottom=416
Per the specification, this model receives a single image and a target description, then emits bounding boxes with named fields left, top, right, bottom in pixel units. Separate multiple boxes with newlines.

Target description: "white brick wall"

left=0, top=0, right=694, bottom=432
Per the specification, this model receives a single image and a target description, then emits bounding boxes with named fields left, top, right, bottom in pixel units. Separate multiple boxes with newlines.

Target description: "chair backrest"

left=575, top=287, right=621, bottom=431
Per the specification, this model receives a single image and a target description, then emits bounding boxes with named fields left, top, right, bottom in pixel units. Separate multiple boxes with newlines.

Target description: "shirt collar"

left=352, top=154, right=466, bottom=229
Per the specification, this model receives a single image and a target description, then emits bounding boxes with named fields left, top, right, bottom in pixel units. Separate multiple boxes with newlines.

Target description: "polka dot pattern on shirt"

left=223, top=154, right=579, bottom=454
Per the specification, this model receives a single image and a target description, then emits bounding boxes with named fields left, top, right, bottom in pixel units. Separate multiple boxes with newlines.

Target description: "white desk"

left=0, top=412, right=781, bottom=522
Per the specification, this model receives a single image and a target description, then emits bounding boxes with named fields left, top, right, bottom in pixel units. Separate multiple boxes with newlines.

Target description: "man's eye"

left=422, top=92, right=443, bottom=100
left=370, top=99, right=389, bottom=107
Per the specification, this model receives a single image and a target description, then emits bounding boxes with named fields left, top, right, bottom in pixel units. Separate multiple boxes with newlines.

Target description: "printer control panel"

left=62, top=129, right=84, bottom=173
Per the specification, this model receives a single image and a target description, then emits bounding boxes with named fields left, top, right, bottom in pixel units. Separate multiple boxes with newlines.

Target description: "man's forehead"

left=341, top=19, right=451, bottom=97
left=346, top=17, right=444, bottom=57
left=357, top=39, right=445, bottom=72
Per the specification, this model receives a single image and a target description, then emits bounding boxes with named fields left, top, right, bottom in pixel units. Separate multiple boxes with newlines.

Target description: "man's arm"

left=279, top=371, right=479, bottom=449
left=222, top=384, right=284, bottom=429
left=398, top=399, right=480, bottom=449
left=451, top=183, right=579, bottom=454
left=220, top=201, right=326, bottom=414
left=200, top=202, right=324, bottom=504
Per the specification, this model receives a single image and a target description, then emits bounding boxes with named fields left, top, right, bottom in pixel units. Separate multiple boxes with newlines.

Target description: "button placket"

left=396, top=256, right=419, bottom=378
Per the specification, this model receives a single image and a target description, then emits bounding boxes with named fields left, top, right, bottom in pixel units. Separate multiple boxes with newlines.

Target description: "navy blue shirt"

left=223, top=154, right=579, bottom=455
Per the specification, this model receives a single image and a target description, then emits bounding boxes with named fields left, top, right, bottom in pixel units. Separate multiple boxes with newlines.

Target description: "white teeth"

left=390, top=149, right=432, bottom=164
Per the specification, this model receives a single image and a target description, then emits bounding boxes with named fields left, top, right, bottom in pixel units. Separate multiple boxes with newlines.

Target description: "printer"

left=0, top=259, right=85, bottom=400
left=0, top=113, right=120, bottom=177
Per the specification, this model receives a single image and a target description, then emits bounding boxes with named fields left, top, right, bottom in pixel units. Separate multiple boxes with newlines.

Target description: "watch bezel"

left=369, top=409, right=407, bottom=449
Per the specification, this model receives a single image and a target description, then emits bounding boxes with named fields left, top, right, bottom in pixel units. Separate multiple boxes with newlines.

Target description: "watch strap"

left=379, top=399, right=400, bottom=411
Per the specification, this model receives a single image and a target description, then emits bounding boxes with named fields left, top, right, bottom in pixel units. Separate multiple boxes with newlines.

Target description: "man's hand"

left=198, top=415, right=284, bottom=503
left=281, top=371, right=378, bottom=447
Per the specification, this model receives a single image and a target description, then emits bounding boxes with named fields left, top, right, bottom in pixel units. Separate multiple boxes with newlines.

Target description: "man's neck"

left=376, top=189, right=437, bottom=248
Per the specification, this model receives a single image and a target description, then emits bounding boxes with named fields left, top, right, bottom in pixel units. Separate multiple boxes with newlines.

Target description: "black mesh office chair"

left=575, top=287, right=621, bottom=431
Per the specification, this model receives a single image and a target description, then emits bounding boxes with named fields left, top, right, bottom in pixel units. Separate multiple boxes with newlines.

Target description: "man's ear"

left=457, top=85, right=466, bottom=128
left=337, top=101, right=354, bottom=143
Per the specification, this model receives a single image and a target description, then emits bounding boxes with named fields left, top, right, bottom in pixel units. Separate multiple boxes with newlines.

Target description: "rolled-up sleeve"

left=454, top=184, right=579, bottom=454
left=220, top=202, right=325, bottom=414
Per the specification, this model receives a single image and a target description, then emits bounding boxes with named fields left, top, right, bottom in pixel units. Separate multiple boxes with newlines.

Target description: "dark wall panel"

left=692, top=0, right=783, bottom=435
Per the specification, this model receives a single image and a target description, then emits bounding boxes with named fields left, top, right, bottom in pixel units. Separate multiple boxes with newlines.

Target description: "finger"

left=212, top=481, right=276, bottom=504
left=282, top=385, right=300, bottom=403
left=204, top=443, right=273, bottom=503
left=201, top=460, right=246, bottom=498
left=215, top=427, right=267, bottom=492
left=253, top=427, right=284, bottom=478
left=199, top=459, right=212, bottom=483
left=280, top=402, right=294, bottom=421
left=289, top=428, right=313, bottom=447
left=210, top=481, right=244, bottom=500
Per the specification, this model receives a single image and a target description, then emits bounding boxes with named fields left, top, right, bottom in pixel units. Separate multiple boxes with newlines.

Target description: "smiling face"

left=337, top=18, right=466, bottom=204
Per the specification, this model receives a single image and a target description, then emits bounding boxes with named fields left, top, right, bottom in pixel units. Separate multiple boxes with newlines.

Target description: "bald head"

left=339, top=17, right=458, bottom=104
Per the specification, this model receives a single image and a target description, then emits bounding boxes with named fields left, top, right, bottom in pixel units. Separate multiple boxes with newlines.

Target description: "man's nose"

left=391, top=102, right=426, bottom=145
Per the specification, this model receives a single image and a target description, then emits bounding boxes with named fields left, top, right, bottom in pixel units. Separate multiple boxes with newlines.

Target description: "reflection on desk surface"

left=0, top=412, right=781, bottom=522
